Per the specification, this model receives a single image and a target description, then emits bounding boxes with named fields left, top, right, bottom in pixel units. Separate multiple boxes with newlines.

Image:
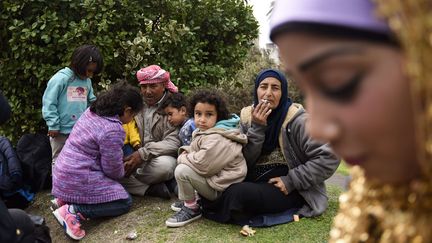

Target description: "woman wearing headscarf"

left=270, top=0, right=432, bottom=241
left=200, top=69, right=340, bottom=226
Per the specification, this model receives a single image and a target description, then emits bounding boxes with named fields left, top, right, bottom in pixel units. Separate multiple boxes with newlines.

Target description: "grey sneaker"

left=170, top=201, right=183, bottom=212
left=165, top=206, right=202, bottom=227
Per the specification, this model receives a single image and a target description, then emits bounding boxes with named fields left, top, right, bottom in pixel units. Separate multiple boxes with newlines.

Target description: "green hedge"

left=0, top=0, right=258, bottom=142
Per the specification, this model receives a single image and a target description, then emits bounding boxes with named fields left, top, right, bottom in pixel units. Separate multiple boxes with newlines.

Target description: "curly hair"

left=90, top=82, right=143, bottom=117
left=189, top=90, right=229, bottom=122
left=70, top=44, right=104, bottom=77
left=160, top=93, right=188, bottom=110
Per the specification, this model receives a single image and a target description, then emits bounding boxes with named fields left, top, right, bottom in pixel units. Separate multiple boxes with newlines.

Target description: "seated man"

left=122, top=65, right=181, bottom=199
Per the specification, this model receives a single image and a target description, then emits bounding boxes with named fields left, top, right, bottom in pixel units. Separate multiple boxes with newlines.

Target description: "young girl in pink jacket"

left=51, top=83, right=143, bottom=240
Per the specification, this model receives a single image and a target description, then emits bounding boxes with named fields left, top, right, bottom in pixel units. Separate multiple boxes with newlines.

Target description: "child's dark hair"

left=90, top=82, right=143, bottom=117
left=70, top=44, right=104, bottom=77
left=161, top=93, right=188, bottom=110
left=189, top=90, right=229, bottom=122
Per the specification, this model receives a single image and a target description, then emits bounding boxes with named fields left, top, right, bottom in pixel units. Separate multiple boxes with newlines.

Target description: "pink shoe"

left=53, top=204, right=86, bottom=240
left=50, top=197, right=66, bottom=211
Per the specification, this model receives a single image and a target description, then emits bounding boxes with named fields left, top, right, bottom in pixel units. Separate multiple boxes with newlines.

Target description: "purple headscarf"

left=270, top=0, right=393, bottom=42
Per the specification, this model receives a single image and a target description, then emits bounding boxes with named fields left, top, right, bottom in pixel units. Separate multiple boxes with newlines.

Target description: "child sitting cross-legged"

left=165, top=90, right=247, bottom=228
left=51, top=83, right=143, bottom=240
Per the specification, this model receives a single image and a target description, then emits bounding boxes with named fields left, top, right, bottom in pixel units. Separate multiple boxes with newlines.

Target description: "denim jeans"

left=73, top=194, right=132, bottom=219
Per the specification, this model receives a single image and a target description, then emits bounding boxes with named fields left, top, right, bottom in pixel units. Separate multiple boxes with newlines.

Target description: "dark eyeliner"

left=319, top=73, right=364, bottom=102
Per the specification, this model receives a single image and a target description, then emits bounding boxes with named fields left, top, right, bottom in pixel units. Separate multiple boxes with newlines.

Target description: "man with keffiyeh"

left=121, top=65, right=181, bottom=199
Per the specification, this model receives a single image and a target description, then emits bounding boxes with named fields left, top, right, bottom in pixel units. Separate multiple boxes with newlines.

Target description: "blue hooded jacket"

left=42, top=67, right=96, bottom=134
left=215, top=114, right=240, bottom=130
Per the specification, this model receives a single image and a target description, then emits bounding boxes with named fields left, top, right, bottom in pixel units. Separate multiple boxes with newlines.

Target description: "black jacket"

left=0, top=136, right=23, bottom=192
left=0, top=92, right=21, bottom=242
left=0, top=199, right=19, bottom=242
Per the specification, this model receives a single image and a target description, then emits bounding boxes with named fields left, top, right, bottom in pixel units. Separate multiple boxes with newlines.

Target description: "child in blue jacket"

left=161, top=93, right=195, bottom=146
left=42, top=44, right=103, bottom=164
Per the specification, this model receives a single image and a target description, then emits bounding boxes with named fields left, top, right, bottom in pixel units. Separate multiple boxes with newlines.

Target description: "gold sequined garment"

left=330, top=1, right=432, bottom=242
left=330, top=167, right=432, bottom=242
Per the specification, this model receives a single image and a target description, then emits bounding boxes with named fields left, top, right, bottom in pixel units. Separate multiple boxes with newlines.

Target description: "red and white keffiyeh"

left=136, top=65, right=178, bottom=93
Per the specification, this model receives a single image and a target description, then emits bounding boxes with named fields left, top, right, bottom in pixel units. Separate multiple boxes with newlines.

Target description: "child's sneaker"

left=165, top=205, right=202, bottom=227
left=50, top=198, right=66, bottom=211
left=52, top=204, right=86, bottom=240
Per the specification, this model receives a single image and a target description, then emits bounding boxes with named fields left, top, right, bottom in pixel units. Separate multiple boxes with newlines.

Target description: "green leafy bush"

left=0, top=0, right=258, bottom=142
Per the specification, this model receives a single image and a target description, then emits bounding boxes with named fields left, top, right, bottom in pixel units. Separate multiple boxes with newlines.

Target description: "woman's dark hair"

left=161, top=93, right=188, bottom=110
left=70, top=44, right=104, bottom=77
left=90, top=82, right=143, bottom=117
left=189, top=90, right=229, bottom=122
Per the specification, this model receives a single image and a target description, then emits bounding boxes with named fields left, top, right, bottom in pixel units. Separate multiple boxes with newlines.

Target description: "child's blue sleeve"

left=42, top=75, right=65, bottom=131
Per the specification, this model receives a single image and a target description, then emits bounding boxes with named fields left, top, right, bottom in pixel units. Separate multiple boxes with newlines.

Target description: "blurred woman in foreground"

left=270, top=0, right=432, bottom=241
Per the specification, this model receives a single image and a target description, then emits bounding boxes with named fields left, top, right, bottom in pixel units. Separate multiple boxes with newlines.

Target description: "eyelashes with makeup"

left=318, top=73, right=364, bottom=102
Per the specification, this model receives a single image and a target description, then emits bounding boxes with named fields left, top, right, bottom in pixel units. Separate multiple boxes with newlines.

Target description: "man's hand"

left=47, top=130, right=60, bottom=138
left=268, top=177, right=288, bottom=195
left=123, top=151, right=143, bottom=177
left=251, top=102, right=272, bottom=126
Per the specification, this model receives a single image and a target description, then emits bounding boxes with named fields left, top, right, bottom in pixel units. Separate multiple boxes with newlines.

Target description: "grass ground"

left=26, top=185, right=342, bottom=243
left=336, top=161, right=350, bottom=176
